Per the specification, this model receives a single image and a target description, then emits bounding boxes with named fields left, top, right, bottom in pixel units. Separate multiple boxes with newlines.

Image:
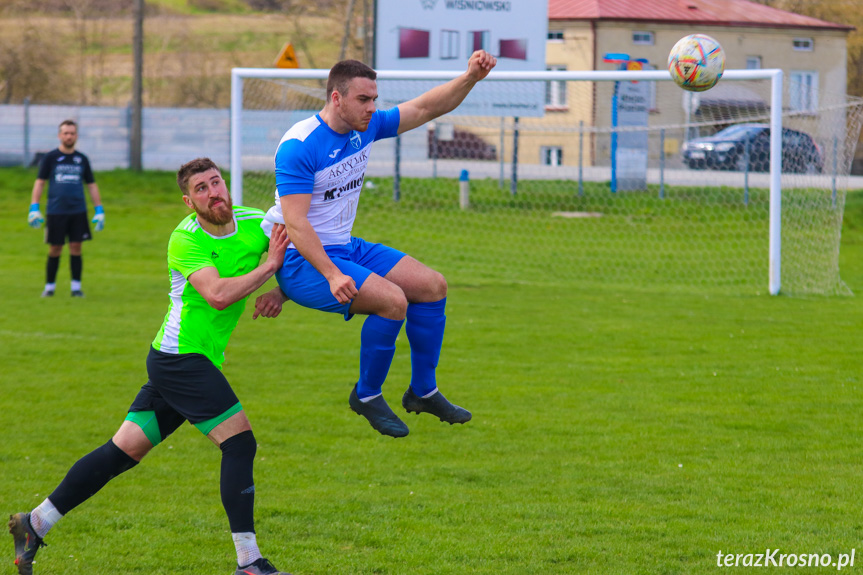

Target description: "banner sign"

left=374, top=0, right=549, bottom=117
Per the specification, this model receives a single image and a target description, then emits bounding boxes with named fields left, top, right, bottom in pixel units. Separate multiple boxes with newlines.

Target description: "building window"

left=632, top=31, right=654, bottom=46
left=440, top=30, right=459, bottom=60
left=789, top=71, right=818, bottom=112
left=541, top=146, right=563, bottom=166
left=793, top=37, right=814, bottom=51
left=546, top=65, right=567, bottom=109
left=746, top=56, right=762, bottom=69
left=548, top=30, right=564, bottom=42
left=469, top=30, right=489, bottom=56
left=643, top=62, right=658, bottom=111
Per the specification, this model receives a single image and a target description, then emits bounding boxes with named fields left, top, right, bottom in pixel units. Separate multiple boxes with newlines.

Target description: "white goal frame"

left=230, top=68, right=784, bottom=294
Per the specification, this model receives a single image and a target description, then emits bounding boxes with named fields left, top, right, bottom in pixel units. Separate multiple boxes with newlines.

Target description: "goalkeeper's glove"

left=27, top=203, right=44, bottom=228
left=91, top=205, right=105, bottom=232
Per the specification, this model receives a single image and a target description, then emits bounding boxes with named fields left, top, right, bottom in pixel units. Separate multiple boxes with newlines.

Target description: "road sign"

left=274, top=43, right=300, bottom=68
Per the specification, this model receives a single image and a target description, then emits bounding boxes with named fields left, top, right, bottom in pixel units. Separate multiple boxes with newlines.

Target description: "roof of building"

left=549, top=0, right=854, bottom=31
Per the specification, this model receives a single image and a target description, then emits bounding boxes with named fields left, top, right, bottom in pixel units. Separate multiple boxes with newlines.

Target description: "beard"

left=193, top=196, right=234, bottom=226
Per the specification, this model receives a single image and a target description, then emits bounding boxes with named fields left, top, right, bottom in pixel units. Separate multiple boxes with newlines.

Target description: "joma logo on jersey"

left=323, top=176, right=364, bottom=200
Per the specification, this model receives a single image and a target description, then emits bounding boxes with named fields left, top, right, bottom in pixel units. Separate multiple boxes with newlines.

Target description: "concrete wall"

left=0, top=104, right=230, bottom=171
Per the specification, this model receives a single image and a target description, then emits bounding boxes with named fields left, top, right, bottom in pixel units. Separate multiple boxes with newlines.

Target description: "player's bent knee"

left=355, top=276, right=408, bottom=319
left=369, top=295, right=406, bottom=320
left=431, top=271, right=448, bottom=300
left=219, top=429, right=257, bottom=460
left=391, top=290, right=408, bottom=318
left=114, top=418, right=157, bottom=462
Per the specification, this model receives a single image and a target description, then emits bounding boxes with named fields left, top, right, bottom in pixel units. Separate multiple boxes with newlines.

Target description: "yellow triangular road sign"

left=274, top=42, right=300, bottom=69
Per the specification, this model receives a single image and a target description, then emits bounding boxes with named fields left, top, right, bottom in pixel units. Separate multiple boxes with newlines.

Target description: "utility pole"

left=366, top=0, right=375, bottom=65
left=339, top=0, right=358, bottom=61
left=130, top=0, right=143, bottom=171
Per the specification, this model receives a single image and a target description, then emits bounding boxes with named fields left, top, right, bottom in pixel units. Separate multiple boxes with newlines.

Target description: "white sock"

left=30, top=499, right=63, bottom=539
left=421, top=387, right=439, bottom=399
left=232, top=532, right=262, bottom=567
left=44, top=283, right=56, bottom=292
left=71, top=280, right=82, bottom=291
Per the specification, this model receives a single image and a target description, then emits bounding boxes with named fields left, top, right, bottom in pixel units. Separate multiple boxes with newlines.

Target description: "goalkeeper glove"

left=91, top=205, right=105, bottom=232
left=27, top=203, right=44, bottom=228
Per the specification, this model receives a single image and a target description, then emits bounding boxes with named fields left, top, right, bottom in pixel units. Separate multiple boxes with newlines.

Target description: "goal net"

left=231, top=69, right=863, bottom=296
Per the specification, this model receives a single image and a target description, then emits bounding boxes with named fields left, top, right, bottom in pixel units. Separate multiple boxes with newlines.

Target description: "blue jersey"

left=270, top=108, right=400, bottom=246
left=37, top=148, right=95, bottom=215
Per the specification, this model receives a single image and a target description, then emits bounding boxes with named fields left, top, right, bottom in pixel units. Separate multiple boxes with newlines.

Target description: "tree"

left=0, top=24, right=70, bottom=104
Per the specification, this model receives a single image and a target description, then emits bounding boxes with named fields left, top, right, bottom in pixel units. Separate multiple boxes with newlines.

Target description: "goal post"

left=230, top=67, right=862, bottom=296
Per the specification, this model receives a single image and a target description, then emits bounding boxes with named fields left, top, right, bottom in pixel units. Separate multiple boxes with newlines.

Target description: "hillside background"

left=1, top=0, right=861, bottom=163
left=0, top=0, right=359, bottom=108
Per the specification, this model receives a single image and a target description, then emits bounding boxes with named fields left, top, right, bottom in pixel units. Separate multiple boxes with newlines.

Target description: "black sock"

left=46, top=256, right=60, bottom=284
left=220, top=430, right=257, bottom=533
left=70, top=255, right=82, bottom=282
left=48, top=440, right=138, bottom=516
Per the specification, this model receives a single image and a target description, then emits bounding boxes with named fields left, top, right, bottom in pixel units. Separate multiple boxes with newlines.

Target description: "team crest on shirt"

left=73, top=156, right=82, bottom=164
left=350, top=131, right=362, bottom=150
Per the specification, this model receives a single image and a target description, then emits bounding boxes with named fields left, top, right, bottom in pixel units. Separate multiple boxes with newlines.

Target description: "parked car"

left=681, top=123, right=823, bottom=174
left=428, top=128, right=497, bottom=161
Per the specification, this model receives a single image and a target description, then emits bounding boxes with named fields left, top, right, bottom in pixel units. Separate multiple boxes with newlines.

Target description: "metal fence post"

left=578, top=120, right=584, bottom=197
left=394, top=134, right=401, bottom=202
left=659, top=128, right=665, bottom=199
left=511, top=116, right=519, bottom=197
left=23, top=97, right=30, bottom=167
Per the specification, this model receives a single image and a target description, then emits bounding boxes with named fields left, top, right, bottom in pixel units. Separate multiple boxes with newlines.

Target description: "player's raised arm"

left=396, top=50, right=497, bottom=134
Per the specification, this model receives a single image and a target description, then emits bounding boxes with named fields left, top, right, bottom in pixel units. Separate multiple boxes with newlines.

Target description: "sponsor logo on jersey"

left=323, top=175, right=364, bottom=201
left=329, top=148, right=342, bottom=158
left=325, top=148, right=370, bottom=180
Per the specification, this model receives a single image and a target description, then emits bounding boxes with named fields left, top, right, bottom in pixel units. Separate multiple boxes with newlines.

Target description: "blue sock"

left=357, top=315, right=404, bottom=399
left=405, top=298, right=447, bottom=396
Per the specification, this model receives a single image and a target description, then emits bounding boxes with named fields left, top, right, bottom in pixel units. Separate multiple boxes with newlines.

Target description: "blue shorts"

left=276, top=237, right=405, bottom=320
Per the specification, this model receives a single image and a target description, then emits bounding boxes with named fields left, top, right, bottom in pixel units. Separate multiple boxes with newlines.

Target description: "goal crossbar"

left=230, top=68, right=784, bottom=294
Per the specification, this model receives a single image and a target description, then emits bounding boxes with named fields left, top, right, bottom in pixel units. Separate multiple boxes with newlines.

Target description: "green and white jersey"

left=152, top=206, right=269, bottom=368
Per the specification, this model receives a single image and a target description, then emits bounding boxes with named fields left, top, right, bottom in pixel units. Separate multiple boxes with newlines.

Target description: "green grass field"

left=2, top=166, right=863, bottom=574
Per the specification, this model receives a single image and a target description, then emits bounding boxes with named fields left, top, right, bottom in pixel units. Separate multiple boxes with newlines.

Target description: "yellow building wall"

left=511, top=20, right=848, bottom=168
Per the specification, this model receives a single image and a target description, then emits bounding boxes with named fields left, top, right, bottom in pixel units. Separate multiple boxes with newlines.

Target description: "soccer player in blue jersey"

left=262, top=50, right=496, bottom=438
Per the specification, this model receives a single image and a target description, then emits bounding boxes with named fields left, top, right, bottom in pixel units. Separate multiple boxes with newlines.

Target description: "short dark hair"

left=177, top=157, right=220, bottom=194
left=327, top=59, right=376, bottom=101
left=59, top=119, right=77, bottom=131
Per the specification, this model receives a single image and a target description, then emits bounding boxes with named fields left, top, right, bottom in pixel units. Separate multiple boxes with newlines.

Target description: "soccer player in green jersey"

left=9, top=158, right=294, bottom=575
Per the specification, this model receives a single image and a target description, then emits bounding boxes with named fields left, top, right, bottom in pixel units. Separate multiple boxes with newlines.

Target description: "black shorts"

left=45, top=212, right=91, bottom=245
left=126, top=347, right=242, bottom=444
